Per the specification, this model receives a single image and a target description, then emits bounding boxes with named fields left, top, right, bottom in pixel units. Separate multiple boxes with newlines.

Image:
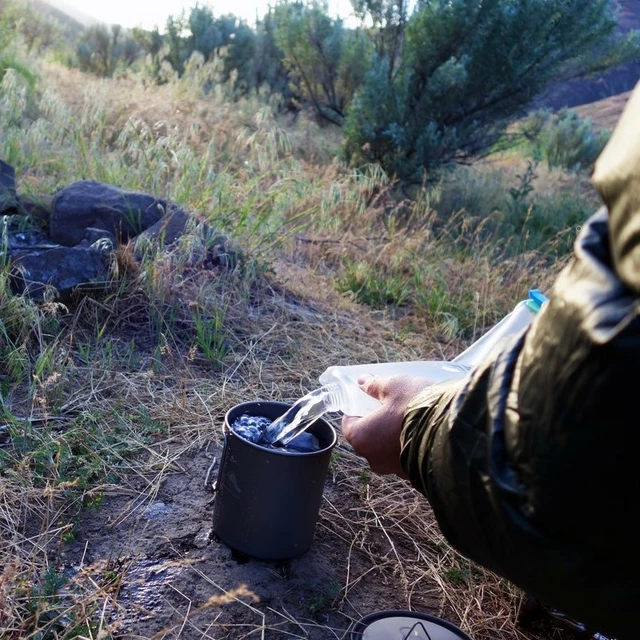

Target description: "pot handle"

left=209, top=434, right=230, bottom=493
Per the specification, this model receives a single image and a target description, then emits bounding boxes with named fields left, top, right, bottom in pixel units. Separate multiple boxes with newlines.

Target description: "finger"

left=357, top=374, right=384, bottom=400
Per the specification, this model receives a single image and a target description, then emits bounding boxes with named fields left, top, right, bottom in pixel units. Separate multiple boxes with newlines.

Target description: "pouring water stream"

left=261, top=385, right=338, bottom=446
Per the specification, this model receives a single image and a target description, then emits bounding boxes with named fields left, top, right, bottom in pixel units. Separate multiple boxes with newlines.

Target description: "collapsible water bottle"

left=319, top=289, right=548, bottom=417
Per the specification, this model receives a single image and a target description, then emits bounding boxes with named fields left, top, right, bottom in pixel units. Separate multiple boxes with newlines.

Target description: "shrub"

left=520, top=109, right=611, bottom=173
left=342, top=0, right=637, bottom=183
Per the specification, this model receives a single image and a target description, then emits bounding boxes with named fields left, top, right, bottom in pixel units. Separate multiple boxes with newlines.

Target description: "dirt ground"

left=1, top=239, right=584, bottom=640
left=60, top=421, right=443, bottom=640
left=2, top=269, right=583, bottom=640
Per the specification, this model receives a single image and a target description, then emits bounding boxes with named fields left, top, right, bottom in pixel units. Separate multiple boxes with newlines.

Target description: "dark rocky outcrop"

left=17, top=194, right=53, bottom=227
left=133, top=206, right=190, bottom=252
left=11, top=241, right=113, bottom=300
left=133, top=207, right=236, bottom=268
left=50, top=180, right=168, bottom=246
left=0, top=160, right=16, bottom=215
left=1, top=162, right=237, bottom=301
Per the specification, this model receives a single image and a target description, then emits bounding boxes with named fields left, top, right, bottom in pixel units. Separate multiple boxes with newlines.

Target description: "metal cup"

left=212, top=401, right=337, bottom=560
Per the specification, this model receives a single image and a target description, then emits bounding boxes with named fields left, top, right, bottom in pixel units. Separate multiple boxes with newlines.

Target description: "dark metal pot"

left=212, top=401, right=337, bottom=561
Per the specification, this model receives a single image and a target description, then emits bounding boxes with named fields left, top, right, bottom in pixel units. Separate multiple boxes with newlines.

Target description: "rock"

left=193, top=528, right=212, bottom=548
left=5, top=177, right=239, bottom=300
left=50, top=180, right=168, bottom=247
left=194, top=228, right=238, bottom=269
left=142, top=502, right=171, bottom=520
left=133, top=207, right=238, bottom=268
left=133, top=206, right=190, bottom=258
left=81, top=227, right=116, bottom=252
left=5, top=225, right=56, bottom=252
left=0, top=160, right=16, bottom=214
left=10, top=243, right=112, bottom=300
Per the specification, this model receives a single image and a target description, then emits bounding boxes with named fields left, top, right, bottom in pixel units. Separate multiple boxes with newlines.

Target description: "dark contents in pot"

left=231, top=415, right=321, bottom=453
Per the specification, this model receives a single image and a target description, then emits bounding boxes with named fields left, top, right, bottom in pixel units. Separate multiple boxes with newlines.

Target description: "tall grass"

left=0, top=49, right=609, bottom=640
left=0, top=48, right=602, bottom=416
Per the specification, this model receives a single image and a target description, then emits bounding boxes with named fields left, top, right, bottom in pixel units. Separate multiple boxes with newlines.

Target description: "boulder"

left=50, top=180, right=168, bottom=246
left=4, top=225, right=55, bottom=252
left=17, top=194, right=53, bottom=229
left=134, top=207, right=238, bottom=268
left=82, top=227, right=116, bottom=251
left=4, top=175, right=239, bottom=300
left=10, top=241, right=113, bottom=300
left=133, top=206, right=190, bottom=255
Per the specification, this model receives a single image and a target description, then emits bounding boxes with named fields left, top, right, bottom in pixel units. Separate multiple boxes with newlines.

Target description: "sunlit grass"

left=0, top=47, right=609, bottom=640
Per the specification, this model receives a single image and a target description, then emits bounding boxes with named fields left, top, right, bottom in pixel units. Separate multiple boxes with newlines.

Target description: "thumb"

left=357, top=374, right=383, bottom=400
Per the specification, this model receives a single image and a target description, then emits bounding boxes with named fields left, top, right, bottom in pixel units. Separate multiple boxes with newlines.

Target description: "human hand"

left=341, top=374, right=435, bottom=478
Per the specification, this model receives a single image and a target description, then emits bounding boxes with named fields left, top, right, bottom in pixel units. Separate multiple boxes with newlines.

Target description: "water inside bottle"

left=231, top=386, right=335, bottom=451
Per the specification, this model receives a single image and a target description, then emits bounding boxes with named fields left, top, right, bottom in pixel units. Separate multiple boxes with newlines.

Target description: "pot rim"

left=224, top=400, right=338, bottom=456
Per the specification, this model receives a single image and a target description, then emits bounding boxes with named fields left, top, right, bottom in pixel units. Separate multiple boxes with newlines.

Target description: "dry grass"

left=0, top=53, right=604, bottom=639
left=0, top=267, right=569, bottom=640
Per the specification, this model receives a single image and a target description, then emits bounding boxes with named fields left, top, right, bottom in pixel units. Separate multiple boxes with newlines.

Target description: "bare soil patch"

left=572, top=91, right=632, bottom=132
left=60, top=436, right=442, bottom=639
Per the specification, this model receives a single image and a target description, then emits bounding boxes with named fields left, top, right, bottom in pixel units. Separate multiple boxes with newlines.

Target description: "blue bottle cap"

left=527, top=289, right=548, bottom=313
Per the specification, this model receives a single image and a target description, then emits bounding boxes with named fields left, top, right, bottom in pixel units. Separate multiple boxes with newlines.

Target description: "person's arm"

left=592, top=82, right=640, bottom=294
left=402, top=83, right=640, bottom=638
left=344, top=82, right=640, bottom=639
left=401, top=81, right=640, bottom=534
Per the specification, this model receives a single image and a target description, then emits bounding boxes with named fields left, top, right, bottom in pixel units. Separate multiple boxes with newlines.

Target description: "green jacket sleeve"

left=399, top=82, right=640, bottom=640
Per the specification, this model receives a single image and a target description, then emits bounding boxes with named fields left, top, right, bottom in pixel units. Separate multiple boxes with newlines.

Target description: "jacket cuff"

left=399, top=380, right=461, bottom=496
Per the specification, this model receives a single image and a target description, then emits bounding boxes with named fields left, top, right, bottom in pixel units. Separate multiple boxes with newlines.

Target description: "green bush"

left=342, top=0, right=637, bottom=183
left=520, top=109, right=611, bottom=173
left=76, top=24, right=141, bottom=77
left=274, top=1, right=371, bottom=125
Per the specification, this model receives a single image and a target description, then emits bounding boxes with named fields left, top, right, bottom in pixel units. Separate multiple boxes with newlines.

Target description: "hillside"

left=573, top=89, right=633, bottom=131
left=540, top=0, right=640, bottom=109
left=30, top=0, right=86, bottom=40
left=40, top=0, right=98, bottom=27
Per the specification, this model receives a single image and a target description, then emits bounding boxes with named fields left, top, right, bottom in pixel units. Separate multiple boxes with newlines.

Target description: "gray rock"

left=142, top=502, right=171, bottom=520
left=10, top=244, right=112, bottom=300
left=134, top=207, right=238, bottom=268
left=50, top=180, right=168, bottom=246
left=81, top=227, right=116, bottom=252
left=4, top=225, right=55, bottom=252
left=0, top=160, right=16, bottom=214
left=5, top=177, right=239, bottom=300
left=133, top=206, right=190, bottom=258
left=193, top=528, right=212, bottom=548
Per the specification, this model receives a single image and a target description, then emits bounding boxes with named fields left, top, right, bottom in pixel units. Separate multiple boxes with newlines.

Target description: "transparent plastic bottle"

left=319, top=361, right=471, bottom=416
left=319, top=289, right=548, bottom=417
